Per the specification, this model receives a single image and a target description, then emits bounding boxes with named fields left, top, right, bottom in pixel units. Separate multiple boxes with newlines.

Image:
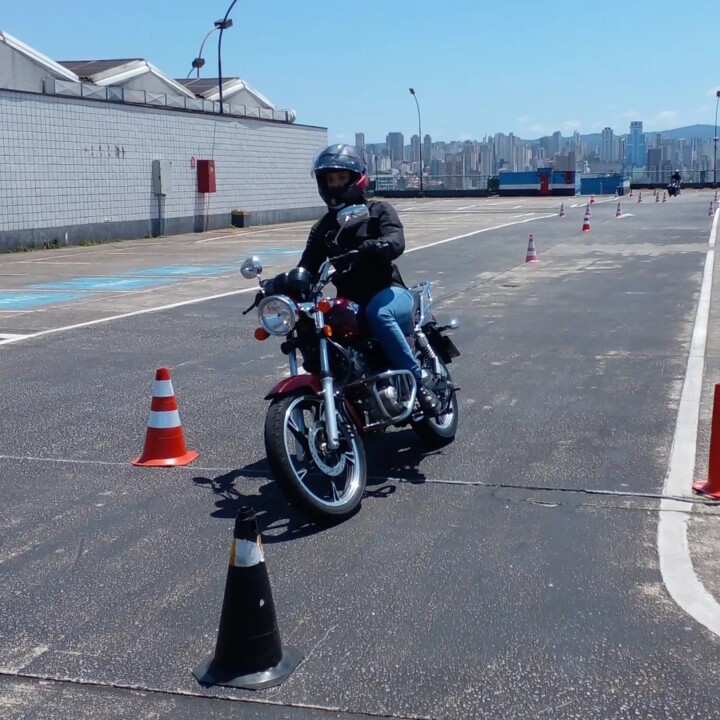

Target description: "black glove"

left=358, top=240, right=389, bottom=257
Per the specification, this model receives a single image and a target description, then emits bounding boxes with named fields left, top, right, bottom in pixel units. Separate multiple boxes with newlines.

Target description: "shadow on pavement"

left=192, top=429, right=445, bottom=540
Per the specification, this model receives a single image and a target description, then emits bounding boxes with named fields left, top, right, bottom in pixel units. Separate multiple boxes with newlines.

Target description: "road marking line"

left=658, top=208, right=720, bottom=638
left=0, top=213, right=554, bottom=346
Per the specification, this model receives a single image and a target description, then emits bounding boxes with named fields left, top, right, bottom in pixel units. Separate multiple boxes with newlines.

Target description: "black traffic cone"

left=193, top=506, right=301, bottom=689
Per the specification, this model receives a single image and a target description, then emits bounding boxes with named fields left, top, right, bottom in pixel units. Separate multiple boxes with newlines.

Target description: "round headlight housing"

left=258, top=295, right=299, bottom=336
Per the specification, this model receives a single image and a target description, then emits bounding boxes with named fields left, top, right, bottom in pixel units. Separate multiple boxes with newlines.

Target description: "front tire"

left=264, top=391, right=367, bottom=523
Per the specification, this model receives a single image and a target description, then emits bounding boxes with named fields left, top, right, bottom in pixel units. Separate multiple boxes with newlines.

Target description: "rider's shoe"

left=416, top=386, right=441, bottom=416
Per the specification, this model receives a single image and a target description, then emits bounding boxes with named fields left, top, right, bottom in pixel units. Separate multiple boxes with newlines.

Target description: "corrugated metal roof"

left=177, top=77, right=235, bottom=96
left=59, top=60, right=142, bottom=79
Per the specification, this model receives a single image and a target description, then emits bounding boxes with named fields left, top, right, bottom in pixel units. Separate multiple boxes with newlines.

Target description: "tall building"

left=354, top=132, right=365, bottom=152
left=600, top=127, right=614, bottom=163
left=626, top=121, right=646, bottom=167
left=386, top=132, right=404, bottom=165
left=410, top=134, right=421, bottom=163
left=423, top=134, right=432, bottom=170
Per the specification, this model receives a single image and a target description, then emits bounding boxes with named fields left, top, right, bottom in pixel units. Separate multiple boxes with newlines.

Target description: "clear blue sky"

left=3, top=1, right=719, bottom=144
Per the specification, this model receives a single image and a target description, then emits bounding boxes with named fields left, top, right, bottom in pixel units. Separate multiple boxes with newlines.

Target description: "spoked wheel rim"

left=281, top=395, right=363, bottom=510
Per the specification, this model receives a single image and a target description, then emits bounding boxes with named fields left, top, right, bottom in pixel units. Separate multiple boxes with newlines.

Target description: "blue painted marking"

left=29, top=277, right=177, bottom=292
left=0, top=292, right=84, bottom=309
left=243, top=247, right=300, bottom=257
left=124, top=265, right=237, bottom=277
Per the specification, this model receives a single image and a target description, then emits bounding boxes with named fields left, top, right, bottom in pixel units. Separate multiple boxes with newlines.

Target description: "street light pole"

left=714, top=90, right=720, bottom=187
left=188, top=26, right=219, bottom=79
left=409, top=88, right=424, bottom=194
left=217, top=0, right=238, bottom=114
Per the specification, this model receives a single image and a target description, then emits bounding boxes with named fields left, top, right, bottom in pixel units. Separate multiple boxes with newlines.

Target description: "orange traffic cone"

left=710, top=201, right=716, bottom=217
left=590, top=195, right=595, bottom=204
left=615, top=202, right=622, bottom=218
left=524, top=234, right=539, bottom=263
left=581, top=208, right=591, bottom=232
left=693, top=384, right=720, bottom=499
left=132, top=368, right=198, bottom=467
left=662, top=192, right=667, bottom=203
left=629, top=189, right=634, bottom=197
left=559, top=202, right=566, bottom=218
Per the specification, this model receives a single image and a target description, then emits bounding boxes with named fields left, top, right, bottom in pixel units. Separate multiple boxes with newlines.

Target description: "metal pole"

left=714, top=91, right=720, bottom=187
left=193, top=27, right=217, bottom=78
left=409, top=88, right=424, bottom=194
left=217, top=0, right=238, bottom=114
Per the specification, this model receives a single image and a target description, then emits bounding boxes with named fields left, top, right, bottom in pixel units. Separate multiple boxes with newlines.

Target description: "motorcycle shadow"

left=192, top=430, right=442, bottom=540
left=192, top=463, right=325, bottom=543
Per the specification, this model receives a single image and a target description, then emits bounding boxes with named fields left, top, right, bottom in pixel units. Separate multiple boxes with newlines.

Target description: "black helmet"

left=286, top=267, right=313, bottom=300
left=312, top=144, right=369, bottom=211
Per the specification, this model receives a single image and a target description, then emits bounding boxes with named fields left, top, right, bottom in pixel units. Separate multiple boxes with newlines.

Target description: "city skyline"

left=3, top=1, right=720, bottom=142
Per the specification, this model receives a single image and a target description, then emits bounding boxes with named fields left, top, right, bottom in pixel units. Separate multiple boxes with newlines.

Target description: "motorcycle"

left=240, top=204, right=461, bottom=523
left=667, top=180, right=681, bottom=197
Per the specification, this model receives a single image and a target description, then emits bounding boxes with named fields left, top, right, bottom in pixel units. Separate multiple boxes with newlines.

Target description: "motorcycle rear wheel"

left=412, top=358, right=459, bottom=448
left=264, top=391, right=367, bottom=523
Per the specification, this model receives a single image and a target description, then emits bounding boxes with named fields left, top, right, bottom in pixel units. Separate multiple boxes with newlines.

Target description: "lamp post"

left=714, top=89, right=720, bottom=187
left=217, top=0, right=238, bottom=114
left=188, top=26, right=220, bottom=79
left=409, top=88, right=424, bottom=194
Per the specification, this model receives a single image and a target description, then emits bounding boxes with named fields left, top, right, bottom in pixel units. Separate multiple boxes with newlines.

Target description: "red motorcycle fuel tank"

left=326, top=298, right=364, bottom=343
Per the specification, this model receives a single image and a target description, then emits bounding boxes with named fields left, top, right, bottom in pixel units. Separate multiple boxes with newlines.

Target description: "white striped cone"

left=662, top=192, right=667, bottom=203
left=582, top=209, right=591, bottom=232
left=132, top=367, right=198, bottom=467
left=638, top=191, right=642, bottom=203
left=615, top=202, right=622, bottom=218
left=524, top=234, right=539, bottom=263
left=559, top=203, right=566, bottom=217
left=711, top=202, right=716, bottom=217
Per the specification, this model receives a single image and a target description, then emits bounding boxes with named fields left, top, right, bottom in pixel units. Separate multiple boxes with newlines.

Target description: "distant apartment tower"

left=386, top=132, right=405, bottom=165
left=423, top=134, right=432, bottom=169
left=626, top=121, right=646, bottom=167
left=600, top=127, right=614, bottom=163
left=410, top=134, right=421, bottom=163
left=354, top=132, right=365, bottom=152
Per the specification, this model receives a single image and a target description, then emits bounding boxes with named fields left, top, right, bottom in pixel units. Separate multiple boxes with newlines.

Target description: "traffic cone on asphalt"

left=615, top=202, right=622, bottom=218
left=132, top=367, right=198, bottom=467
left=586, top=202, right=592, bottom=217
left=590, top=194, right=595, bottom=204
left=655, top=191, right=660, bottom=203
left=193, top=506, right=302, bottom=689
left=638, top=191, right=642, bottom=203
left=581, top=207, right=591, bottom=232
left=614, top=189, right=619, bottom=198
left=710, top=201, right=715, bottom=217
left=662, top=191, right=667, bottom=203
left=693, top=384, right=720, bottom=499
left=559, top=202, right=566, bottom=217
left=524, top=234, right=539, bottom=263
left=629, top=189, right=634, bottom=197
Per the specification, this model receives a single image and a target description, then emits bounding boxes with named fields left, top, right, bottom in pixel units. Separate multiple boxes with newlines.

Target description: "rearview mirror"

left=240, top=256, right=263, bottom=279
left=337, top=204, right=370, bottom=228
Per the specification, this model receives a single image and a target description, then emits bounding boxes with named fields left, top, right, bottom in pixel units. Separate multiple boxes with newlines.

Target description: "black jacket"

left=298, top=200, right=406, bottom=305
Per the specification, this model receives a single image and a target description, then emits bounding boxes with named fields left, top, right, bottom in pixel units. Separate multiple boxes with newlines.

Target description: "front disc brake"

left=308, top=422, right=346, bottom=476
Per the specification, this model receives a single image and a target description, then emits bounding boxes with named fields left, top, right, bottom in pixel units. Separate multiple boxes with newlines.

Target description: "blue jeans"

left=364, top=287, right=422, bottom=382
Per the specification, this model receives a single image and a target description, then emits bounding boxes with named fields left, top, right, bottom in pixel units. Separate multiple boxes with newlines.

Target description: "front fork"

left=287, top=315, right=340, bottom=451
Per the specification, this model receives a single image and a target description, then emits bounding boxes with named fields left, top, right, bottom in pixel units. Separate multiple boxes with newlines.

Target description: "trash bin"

left=231, top=210, right=249, bottom=228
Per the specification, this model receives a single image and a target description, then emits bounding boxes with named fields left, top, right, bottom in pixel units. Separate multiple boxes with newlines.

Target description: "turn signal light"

left=323, top=325, right=333, bottom=337
left=317, top=299, right=332, bottom=313
left=254, top=327, right=270, bottom=341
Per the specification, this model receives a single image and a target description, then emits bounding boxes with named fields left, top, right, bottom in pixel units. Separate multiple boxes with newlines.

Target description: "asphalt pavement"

left=1, top=192, right=720, bottom=719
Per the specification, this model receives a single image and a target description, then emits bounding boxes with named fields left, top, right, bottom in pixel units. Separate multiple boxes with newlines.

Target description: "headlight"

left=258, top=295, right=299, bottom=336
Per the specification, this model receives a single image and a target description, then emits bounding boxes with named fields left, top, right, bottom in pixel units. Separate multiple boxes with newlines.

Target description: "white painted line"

left=0, top=213, right=555, bottom=346
left=405, top=213, right=556, bottom=253
left=0, top=333, right=29, bottom=340
left=456, top=204, right=478, bottom=211
left=0, top=287, right=257, bottom=346
left=658, top=208, right=720, bottom=638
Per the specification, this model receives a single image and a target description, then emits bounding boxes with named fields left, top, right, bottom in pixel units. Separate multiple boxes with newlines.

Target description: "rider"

left=671, top=169, right=682, bottom=184
left=297, top=143, right=440, bottom=416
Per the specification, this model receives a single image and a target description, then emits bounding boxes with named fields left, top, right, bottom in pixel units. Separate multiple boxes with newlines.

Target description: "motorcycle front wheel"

left=264, top=391, right=367, bottom=523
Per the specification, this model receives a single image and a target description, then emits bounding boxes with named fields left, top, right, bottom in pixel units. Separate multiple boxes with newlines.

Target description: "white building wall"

left=0, top=89, right=326, bottom=250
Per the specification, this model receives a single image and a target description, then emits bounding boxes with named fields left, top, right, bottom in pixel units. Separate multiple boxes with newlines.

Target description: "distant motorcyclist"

left=671, top=169, right=682, bottom=184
